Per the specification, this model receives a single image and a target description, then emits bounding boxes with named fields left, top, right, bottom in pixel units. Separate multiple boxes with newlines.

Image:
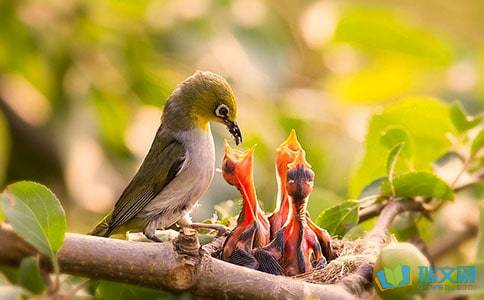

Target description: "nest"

left=294, top=237, right=386, bottom=284
left=203, top=233, right=389, bottom=286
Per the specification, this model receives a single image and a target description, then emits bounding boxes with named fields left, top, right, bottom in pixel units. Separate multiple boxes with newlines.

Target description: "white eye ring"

left=215, top=104, right=229, bottom=118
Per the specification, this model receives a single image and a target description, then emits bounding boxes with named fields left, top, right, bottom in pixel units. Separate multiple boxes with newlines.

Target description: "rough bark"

left=0, top=224, right=355, bottom=300
left=0, top=199, right=438, bottom=300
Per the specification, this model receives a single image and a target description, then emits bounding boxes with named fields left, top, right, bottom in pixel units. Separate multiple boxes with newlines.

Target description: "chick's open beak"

left=224, top=119, right=242, bottom=145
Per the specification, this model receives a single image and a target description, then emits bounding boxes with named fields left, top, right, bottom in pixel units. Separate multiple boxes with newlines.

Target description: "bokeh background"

left=0, top=0, right=482, bottom=238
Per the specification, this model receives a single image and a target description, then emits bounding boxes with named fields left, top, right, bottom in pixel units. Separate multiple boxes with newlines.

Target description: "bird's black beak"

left=224, top=119, right=242, bottom=145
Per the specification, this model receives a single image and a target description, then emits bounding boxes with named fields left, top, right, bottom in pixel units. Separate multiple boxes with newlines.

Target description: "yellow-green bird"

left=89, top=71, right=242, bottom=241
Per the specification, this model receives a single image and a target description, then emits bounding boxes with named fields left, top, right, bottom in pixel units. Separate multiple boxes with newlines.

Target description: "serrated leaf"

left=450, top=101, right=483, bottom=133
left=18, top=256, right=45, bottom=295
left=316, top=200, right=359, bottom=236
left=471, top=129, right=484, bottom=158
left=350, top=97, right=454, bottom=197
left=381, top=171, right=454, bottom=201
left=1, top=181, right=66, bottom=258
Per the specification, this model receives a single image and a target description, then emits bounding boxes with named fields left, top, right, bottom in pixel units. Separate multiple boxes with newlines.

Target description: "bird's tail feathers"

left=88, top=214, right=112, bottom=237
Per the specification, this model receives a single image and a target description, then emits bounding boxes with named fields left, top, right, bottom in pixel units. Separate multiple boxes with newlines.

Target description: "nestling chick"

left=254, top=151, right=328, bottom=276
left=268, top=129, right=302, bottom=239
left=221, top=141, right=270, bottom=267
left=89, top=71, right=242, bottom=241
left=269, top=130, right=334, bottom=260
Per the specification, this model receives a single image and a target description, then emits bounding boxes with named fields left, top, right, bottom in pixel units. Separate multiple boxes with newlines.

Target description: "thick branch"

left=0, top=224, right=355, bottom=300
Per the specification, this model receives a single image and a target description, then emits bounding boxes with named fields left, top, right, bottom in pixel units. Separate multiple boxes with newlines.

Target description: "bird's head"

left=286, top=150, right=314, bottom=202
left=181, top=71, right=241, bottom=145
left=276, top=130, right=306, bottom=178
left=222, top=140, right=255, bottom=186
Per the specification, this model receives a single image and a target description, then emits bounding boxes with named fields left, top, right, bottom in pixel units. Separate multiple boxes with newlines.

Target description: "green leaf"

left=96, top=281, right=168, bottom=300
left=471, top=129, right=484, bottom=158
left=18, top=256, right=45, bottom=295
left=450, top=101, right=483, bottom=133
left=316, top=200, right=359, bottom=236
left=381, top=127, right=411, bottom=150
left=387, top=143, right=403, bottom=176
left=350, top=97, right=454, bottom=197
left=1, top=181, right=66, bottom=258
left=386, top=143, right=404, bottom=196
left=381, top=171, right=454, bottom=201
left=391, top=213, right=420, bottom=241
left=358, top=177, right=386, bottom=199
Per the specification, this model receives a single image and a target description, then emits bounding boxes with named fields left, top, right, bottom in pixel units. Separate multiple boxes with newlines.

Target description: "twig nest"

left=296, top=237, right=388, bottom=284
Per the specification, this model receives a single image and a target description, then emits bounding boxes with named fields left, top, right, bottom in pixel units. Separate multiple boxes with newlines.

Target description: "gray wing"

left=106, top=126, right=186, bottom=235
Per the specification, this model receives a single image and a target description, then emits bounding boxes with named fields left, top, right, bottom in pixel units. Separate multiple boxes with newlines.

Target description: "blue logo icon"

left=375, top=265, right=412, bottom=290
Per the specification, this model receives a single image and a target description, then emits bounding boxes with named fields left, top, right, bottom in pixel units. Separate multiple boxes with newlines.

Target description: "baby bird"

left=269, top=130, right=334, bottom=260
left=90, top=71, right=242, bottom=241
left=254, top=151, right=327, bottom=276
left=268, top=129, right=303, bottom=239
left=221, top=141, right=270, bottom=267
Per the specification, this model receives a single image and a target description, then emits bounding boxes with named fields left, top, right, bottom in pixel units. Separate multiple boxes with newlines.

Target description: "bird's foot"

left=188, top=223, right=231, bottom=236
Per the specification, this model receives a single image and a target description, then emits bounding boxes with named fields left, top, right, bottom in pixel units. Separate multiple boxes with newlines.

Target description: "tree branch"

left=338, top=200, right=426, bottom=293
left=429, top=221, right=479, bottom=261
left=0, top=224, right=356, bottom=300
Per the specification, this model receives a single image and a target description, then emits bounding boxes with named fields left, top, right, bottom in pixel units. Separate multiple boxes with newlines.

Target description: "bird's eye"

left=215, top=104, right=229, bottom=118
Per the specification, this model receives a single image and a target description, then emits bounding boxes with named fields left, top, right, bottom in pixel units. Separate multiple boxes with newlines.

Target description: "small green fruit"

left=373, top=242, right=430, bottom=300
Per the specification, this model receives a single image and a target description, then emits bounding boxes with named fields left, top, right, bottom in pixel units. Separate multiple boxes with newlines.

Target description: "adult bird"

left=89, top=71, right=242, bottom=242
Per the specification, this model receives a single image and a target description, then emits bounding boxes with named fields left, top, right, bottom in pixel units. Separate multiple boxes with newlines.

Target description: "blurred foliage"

left=350, top=97, right=454, bottom=196
left=95, top=281, right=174, bottom=300
left=0, top=0, right=482, bottom=223
left=0, top=112, right=8, bottom=186
left=17, top=257, right=45, bottom=295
